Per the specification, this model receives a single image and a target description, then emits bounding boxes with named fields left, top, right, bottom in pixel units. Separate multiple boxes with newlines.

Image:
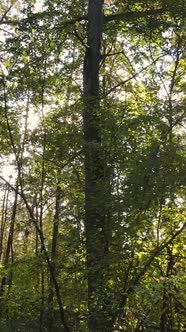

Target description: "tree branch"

left=0, top=6, right=13, bottom=24
left=105, top=55, right=164, bottom=96
left=104, top=8, right=165, bottom=23
left=112, top=221, right=186, bottom=325
left=0, top=8, right=166, bottom=28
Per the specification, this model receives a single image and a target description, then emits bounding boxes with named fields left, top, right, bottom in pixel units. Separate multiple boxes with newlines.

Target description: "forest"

left=0, top=0, right=186, bottom=331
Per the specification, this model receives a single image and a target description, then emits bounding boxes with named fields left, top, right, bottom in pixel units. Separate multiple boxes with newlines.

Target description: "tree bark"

left=0, top=184, right=18, bottom=301
left=83, top=1, right=111, bottom=331
left=160, top=246, right=175, bottom=332
left=48, top=185, right=61, bottom=332
left=0, top=183, right=9, bottom=261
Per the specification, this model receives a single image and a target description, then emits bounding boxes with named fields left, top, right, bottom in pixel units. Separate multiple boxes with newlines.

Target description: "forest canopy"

left=0, top=0, right=186, bottom=331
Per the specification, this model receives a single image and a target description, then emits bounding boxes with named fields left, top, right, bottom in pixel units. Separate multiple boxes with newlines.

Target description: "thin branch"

left=35, top=149, right=83, bottom=169
left=131, top=222, right=186, bottom=288
left=169, top=35, right=182, bottom=97
left=105, top=55, right=164, bottom=96
left=0, top=19, right=18, bottom=25
left=0, top=6, right=13, bottom=24
left=69, top=28, right=87, bottom=48
left=112, top=221, right=186, bottom=325
left=104, top=8, right=165, bottom=24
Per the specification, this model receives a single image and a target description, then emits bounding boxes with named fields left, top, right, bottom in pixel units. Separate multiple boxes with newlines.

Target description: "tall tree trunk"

left=0, top=183, right=9, bottom=261
left=160, top=246, right=175, bottom=332
left=48, top=185, right=61, bottom=332
left=0, top=184, right=18, bottom=297
left=83, top=1, right=111, bottom=331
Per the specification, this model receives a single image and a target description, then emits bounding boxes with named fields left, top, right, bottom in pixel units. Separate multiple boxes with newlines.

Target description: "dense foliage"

left=0, top=0, right=185, bottom=331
